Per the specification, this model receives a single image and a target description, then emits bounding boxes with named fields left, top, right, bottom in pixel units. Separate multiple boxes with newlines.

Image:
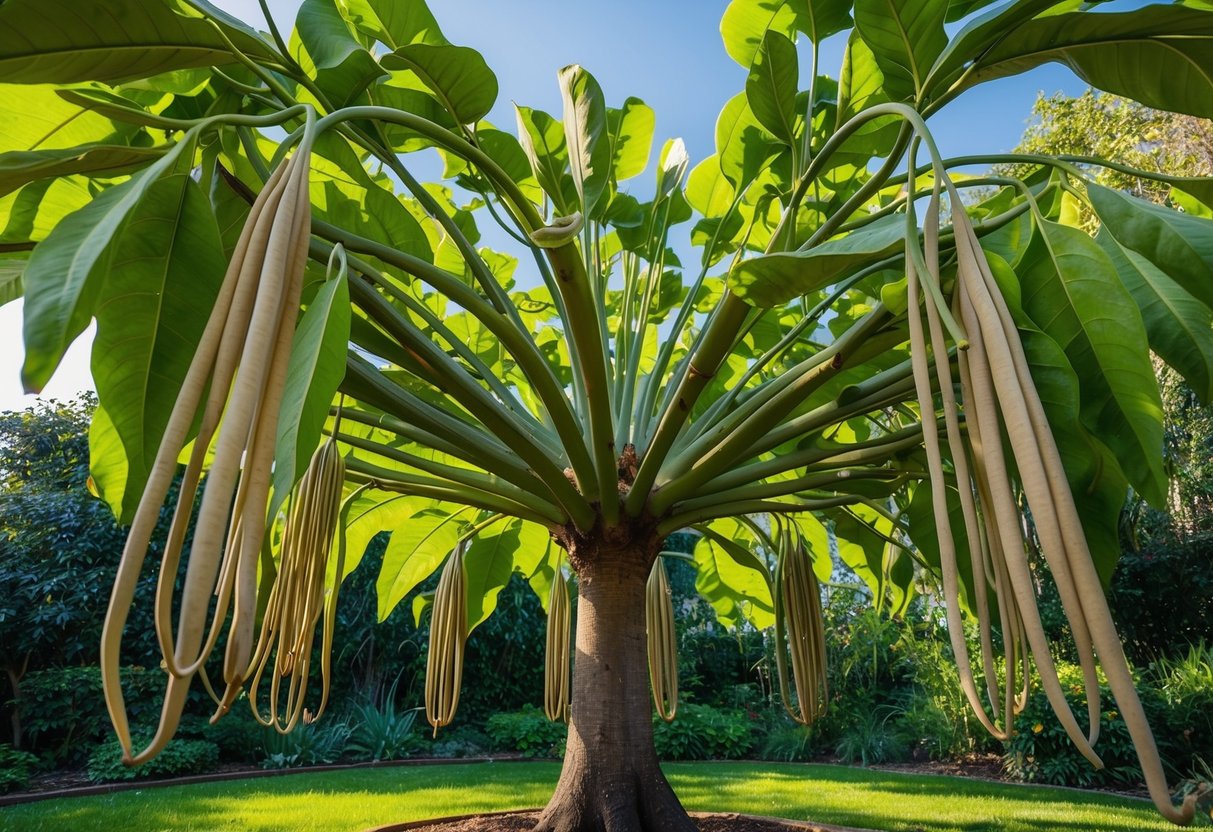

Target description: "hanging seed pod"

left=233, top=435, right=346, bottom=732
left=544, top=566, right=571, bottom=723
left=774, top=530, right=827, bottom=726
left=101, top=127, right=316, bottom=766
left=646, top=557, right=679, bottom=722
left=426, top=544, right=468, bottom=736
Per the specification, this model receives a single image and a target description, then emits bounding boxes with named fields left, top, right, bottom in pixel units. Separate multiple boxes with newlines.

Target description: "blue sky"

left=0, top=0, right=1095, bottom=411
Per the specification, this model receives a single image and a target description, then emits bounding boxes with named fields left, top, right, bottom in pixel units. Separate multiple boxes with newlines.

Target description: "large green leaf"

left=831, top=506, right=913, bottom=616
left=1018, top=220, right=1166, bottom=506
left=790, top=0, right=852, bottom=44
left=558, top=64, right=609, bottom=218
left=693, top=519, right=774, bottom=629
left=371, top=83, right=459, bottom=153
left=269, top=274, right=351, bottom=521
left=376, top=504, right=465, bottom=620
left=0, top=0, right=275, bottom=84
left=20, top=136, right=194, bottom=392
left=986, top=250, right=1128, bottom=586
left=0, top=255, right=26, bottom=307
left=381, top=44, right=498, bottom=125
left=715, top=92, right=778, bottom=190
left=746, top=31, right=800, bottom=148
left=1097, top=231, right=1213, bottom=404
left=605, top=97, right=655, bottom=182
left=852, top=0, right=948, bottom=100
left=89, top=174, right=225, bottom=522
left=0, top=145, right=167, bottom=199
left=87, top=402, right=129, bottom=519
left=721, top=0, right=801, bottom=68
left=958, top=6, right=1213, bottom=118
left=343, top=0, right=446, bottom=49
left=730, top=214, right=903, bottom=307
left=462, top=518, right=550, bottom=632
left=514, top=105, right=572, bottom=215
left=0, top=84, right=140, bottom=153
left=295, top=0, right=386, bottom=109
left=686, top=155, right=736, bottom=219
left=1087, top=182, right=1213, bottom=311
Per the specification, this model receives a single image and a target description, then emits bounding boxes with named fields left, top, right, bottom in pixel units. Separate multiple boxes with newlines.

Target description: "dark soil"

left=386, top=811, right=859, bottom=832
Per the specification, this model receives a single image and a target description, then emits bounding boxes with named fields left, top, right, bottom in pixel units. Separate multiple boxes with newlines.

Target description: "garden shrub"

left=0, top=744, right=38, bottom=793
left=16, top=666, right=160, bottom=763
left=485, top=705, right=567, bottom=758
left=1003, top=662, right=1157, bottom=788
left=1152, top=642, right=1213, bottom=775
left=87, top=738, right=218, bottom=782
left=258, top=720, right=351, bottom=769
left=347, top=698, right=423, bottom=761
left=652, top=704, right=755, bottom=761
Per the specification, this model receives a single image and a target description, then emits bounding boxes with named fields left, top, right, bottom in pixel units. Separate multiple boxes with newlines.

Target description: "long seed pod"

left=230, top=435, right=345, bottom=732
left=100, top=127, right=316, bottom=766
left=646, top=557, right=678, bottom=722
left=426, top=544, right=468, bottom=736
left=774, top=528, right=827, bottom=726
left=945, top=192, right=1195, bottom=824
left=544, top=566, right=571, bottom=723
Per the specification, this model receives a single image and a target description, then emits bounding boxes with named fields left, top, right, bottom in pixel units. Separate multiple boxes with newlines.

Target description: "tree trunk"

left=533, top=546, right=696, bottom=832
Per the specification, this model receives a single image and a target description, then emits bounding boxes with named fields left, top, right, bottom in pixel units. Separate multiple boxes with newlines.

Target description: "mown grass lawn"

left=0, top=761, right=1172, bottom=832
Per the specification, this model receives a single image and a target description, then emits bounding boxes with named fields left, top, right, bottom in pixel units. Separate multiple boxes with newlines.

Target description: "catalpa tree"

left=2, top=0, right=1212, bottom=829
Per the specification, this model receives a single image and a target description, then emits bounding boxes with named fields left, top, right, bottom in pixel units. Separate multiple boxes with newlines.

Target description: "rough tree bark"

left=533, top=534, right=696, bottom=832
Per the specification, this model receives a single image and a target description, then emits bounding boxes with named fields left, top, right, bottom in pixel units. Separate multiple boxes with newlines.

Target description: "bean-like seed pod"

left=774, top=530, right=827, bottom=726
left=426, top=544, right=468, bottom=735
left=101, top=130, right=316, bottom=766
left=231, top=435, right=346, bottom=732
left=646, top=557, right=678, bottom=722
left=544, top=567, right=571, bottom=723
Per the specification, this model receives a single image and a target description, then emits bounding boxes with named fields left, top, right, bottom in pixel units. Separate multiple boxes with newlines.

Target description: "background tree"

left=3, top=0, right=1213, bottom=829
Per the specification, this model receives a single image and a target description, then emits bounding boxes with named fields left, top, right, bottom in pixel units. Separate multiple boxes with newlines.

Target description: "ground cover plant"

left=2, top=0, right=1213, bottom=829
left=0, top=760, right=1187, bottom=832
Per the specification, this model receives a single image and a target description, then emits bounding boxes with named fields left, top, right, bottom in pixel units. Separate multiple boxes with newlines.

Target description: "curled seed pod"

left=646, top=557, right=678, bottom=722
left=544, top=567, right=571, bottom=723
left=775, top=531, right=827, bottom=726
left=233, top=435, right=345, bottom=732
left=101, top=132, right=315, bottom=766
left=426, top=544, right=468, bottom=736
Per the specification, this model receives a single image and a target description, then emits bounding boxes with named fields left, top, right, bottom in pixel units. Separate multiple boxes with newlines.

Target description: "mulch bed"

left=372, top=810, right=869, bottom=832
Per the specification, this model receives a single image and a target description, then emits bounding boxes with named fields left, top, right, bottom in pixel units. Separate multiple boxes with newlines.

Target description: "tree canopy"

left=3, top=0, right=1213, bottom=828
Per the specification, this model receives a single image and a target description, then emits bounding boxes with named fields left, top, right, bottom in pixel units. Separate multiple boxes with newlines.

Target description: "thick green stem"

left=344, top=459, right=559, bottom=526
left=652, top=308, right=892, bottom=513
left=625, top=293, right=752, bottom=516
left=334, top=431, right=563, bottom=524
left=657, top=496, right=859, bottom=536
left=312, top=220, right=599, bottom=499
left=695, top=424, right=925, bottom=498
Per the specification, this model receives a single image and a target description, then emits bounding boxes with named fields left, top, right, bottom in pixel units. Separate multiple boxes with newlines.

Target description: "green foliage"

left=653, top=704, right=756, bottom=761
left=1152, top=643, right=1213, bottom=776
left=346, top=698, right=422, bottom=762
left=258, top=720, right=351, bottom=769
left=14, top=665, right=161, bottom=763
left=1004, top=663, right=1153, bottom=788
left=0, top=744, right=38, bottom=793
left=87, top=737, right=218, bottom=782
left=485, top=706, right=566, bottom=758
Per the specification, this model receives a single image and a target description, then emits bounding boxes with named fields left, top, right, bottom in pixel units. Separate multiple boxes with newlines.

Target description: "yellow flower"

left=1033, top=723, right=1044, bottom=734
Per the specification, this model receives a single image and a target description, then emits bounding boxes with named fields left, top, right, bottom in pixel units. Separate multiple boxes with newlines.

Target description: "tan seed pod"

left=544, top=566, right=571, bottom=723
left=646, top=557, right=678, bottom=722
left=426, top=544, right=468, bottom=735
left=101, top=132, right=315, bottom=766
left=775, top=531, right=827, bottom=726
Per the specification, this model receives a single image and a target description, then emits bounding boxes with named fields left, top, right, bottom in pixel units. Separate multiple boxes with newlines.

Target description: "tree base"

left=366, top=809, right=844, bottom=832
